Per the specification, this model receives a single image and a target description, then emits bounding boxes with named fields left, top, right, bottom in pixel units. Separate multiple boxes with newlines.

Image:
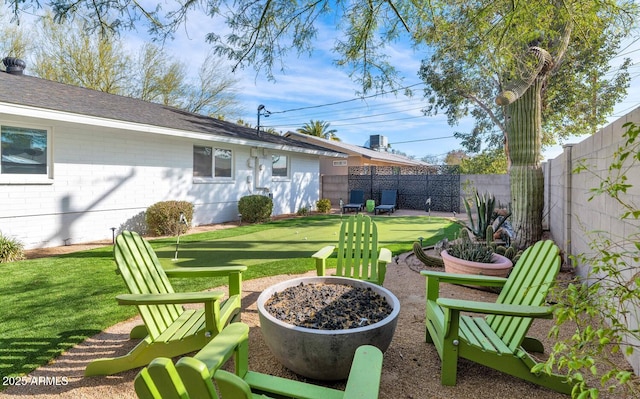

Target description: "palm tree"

left=297, top=120, right=340, bottom=141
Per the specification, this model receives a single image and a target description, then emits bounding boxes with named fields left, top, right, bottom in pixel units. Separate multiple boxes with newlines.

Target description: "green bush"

left=146, top=200, right=193, bottom=236
left=238, top=195, right=273, bottom=223
left=296, top=207, right=309, bottom=216
left=316, top=198, right=331, bottom=213
left=0, top=232, right=25, bottom=263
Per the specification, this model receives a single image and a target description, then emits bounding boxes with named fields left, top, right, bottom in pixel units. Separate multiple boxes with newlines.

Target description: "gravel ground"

left=5, top=214, right=636, bottom=399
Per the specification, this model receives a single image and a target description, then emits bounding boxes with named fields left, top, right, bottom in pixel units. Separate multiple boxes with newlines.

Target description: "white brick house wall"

left=0, top=116, right=322, bottom=249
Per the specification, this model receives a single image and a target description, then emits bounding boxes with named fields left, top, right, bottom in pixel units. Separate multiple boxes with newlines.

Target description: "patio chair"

left=342, top=190, right=365, bottom=213
left=85, top=230, right=246, bottom=376
left=312, top=213, right=391, bottom=285
left=374, top=189, right=398, bottom=215
left=420, top=240, right=572, bottom=394
left=134, top=322, right=383, bottom=399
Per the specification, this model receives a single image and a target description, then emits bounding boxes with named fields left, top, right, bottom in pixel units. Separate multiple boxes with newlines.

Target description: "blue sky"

left=110, top=10, right=640, bottom=162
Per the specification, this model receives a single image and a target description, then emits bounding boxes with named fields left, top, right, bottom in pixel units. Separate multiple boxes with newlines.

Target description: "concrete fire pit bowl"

left=257, top=276, right=400, bottom=380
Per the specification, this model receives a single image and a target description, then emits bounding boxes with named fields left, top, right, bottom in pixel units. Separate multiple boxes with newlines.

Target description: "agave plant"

left=459, top=190, right=511, bottom=240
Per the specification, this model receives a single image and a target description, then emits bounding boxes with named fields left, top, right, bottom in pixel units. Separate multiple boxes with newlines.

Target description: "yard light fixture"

left=257, top=104, right=271, bottom=136
left=172, top=212, right=189, bottom=261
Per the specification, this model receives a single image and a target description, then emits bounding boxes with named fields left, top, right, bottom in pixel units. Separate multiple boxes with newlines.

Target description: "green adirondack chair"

left=421, top=240, right=572, bottom=394
left=134, top=322, right=383, bottom=399
left=85, top=230, right=247, bottom=376
left=312, top=213, right=392, bottom=285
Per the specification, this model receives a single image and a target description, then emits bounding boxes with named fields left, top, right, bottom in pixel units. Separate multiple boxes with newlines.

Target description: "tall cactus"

left=496, top=46, right=552, bottom=248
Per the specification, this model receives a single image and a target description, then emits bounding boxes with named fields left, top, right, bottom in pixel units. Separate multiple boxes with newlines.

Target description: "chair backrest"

left=134, top=356, right=265, bottom=399
left=349, top=190, right=364, bottom=204
left=487, top=240, right=561, bottom=351
left=380, top=190, right=397, bottom=206
left=336, top=214, right=379, bottom=281
left=135, top=357, right=221, bottom=399
left=115, top=231, right=182, bottom=340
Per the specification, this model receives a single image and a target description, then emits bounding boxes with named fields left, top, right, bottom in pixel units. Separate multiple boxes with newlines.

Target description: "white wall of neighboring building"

left=1, top=114, right=321, bottom=249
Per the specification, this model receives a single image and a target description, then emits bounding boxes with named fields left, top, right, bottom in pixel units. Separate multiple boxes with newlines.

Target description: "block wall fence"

left=545, top=106, right=640, bottom=374
left=320, top=106, right=640, bottom=373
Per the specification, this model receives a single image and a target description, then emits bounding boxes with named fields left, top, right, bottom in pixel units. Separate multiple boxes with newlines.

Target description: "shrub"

left=238, top=195, right=273, bottom=223
left=146, top=200, right=193, bottom=236
left=0, top=232, right=25, bottom=263
left=316, top=198, right=332, bottom=213
left=296, top=207, right=309, bottom=216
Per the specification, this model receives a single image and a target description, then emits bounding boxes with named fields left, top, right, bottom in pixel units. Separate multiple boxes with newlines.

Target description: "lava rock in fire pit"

left=264, top=282, right=392, bottom=329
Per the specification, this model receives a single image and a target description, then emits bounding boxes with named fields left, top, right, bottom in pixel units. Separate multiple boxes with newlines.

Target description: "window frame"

left=192, top=145, right=234, bottom=183
left=0, top=122, right=53, bottom=184
left=271, top=153, right=290, bottom=180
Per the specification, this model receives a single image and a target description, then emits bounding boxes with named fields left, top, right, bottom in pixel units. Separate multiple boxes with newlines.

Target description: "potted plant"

left=441, top=229, right=513, bottom=277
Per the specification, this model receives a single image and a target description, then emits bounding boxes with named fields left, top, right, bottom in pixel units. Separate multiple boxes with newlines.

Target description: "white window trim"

left=0, top=122, right=53, bottom=185
left=192, top=146, right=234, bottom=184
left=271, top=153, right=290, bottom=181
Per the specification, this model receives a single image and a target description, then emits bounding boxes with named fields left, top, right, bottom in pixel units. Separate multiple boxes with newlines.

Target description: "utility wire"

left=268, top=82, right=426, bottom=114
left=389, top=136, right=455, bottom=144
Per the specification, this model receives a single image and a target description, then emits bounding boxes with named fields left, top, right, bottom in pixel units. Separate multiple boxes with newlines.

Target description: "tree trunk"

left=506, top=77, right=545, bottom=248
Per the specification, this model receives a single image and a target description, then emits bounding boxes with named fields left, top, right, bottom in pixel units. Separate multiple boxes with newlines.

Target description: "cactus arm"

left=495, top=46, right=553, bottom=106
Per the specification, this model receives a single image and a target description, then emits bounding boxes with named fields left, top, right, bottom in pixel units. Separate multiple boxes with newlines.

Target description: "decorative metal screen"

left=348, top=165, right=460, bottom=212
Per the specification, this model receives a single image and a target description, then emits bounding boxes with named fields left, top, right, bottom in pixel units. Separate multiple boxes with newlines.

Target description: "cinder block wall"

left=459, top=174, right=510, bottom=212
left=546, top=106, right=640, bottom=374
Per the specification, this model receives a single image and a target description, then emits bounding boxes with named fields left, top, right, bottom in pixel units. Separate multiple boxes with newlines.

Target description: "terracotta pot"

left=441, top=250, right=513, bottom=278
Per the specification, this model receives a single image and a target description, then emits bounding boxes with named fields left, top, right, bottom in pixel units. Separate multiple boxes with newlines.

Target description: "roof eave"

left=0, top=102, right=345, bottom=157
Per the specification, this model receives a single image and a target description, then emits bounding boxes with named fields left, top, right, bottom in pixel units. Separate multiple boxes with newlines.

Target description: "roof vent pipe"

left=3, top=57, right=26, bottom=75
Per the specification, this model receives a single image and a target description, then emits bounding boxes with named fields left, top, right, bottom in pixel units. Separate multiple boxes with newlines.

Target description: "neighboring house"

left=0, top=60, right=344, bottom=249
left=284, top=131, right=427, bottom=176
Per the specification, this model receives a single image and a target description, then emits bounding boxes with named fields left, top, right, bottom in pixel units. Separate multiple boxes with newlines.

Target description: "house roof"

left=0, top=68, right=344, bottom=157
left=284, top=131, right=427, bottom=166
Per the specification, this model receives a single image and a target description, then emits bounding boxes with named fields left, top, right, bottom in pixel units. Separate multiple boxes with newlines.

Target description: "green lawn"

left=0, top=215, right=458, bottom=381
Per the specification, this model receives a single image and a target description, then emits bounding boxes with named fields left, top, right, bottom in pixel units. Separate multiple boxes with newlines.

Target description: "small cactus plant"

left=446, top=239, right=494, bottom=263
left=412, top=242, right=445, bottom=268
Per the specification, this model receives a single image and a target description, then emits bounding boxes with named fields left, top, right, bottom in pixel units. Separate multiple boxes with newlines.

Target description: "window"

left=193, top=146, right=233, bottom=180
left=1, top=124, right=50, bottom=181
left=214, top=148, right=232, bottom=178
left=272, top=154, right=289, bottom=178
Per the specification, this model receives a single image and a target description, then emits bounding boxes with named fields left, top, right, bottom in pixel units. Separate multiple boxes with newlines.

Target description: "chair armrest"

left=116, top=291, right=225, bottom=305
left=378, top=247, right=392, bottom=264
left=312, top=246, right=335, bottom=259
left=193, top=323, right=250, bottom=372
left=421, top=270, right=508, bottom=287
left=165, top=266, right=247, bottom=278
left=343, top=345, right=383, bottom=399
left=437, top=298, right=554, bottom=319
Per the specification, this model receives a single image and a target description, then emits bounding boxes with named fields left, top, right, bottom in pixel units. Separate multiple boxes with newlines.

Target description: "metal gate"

left=347, top=165, right=460, bottom=212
